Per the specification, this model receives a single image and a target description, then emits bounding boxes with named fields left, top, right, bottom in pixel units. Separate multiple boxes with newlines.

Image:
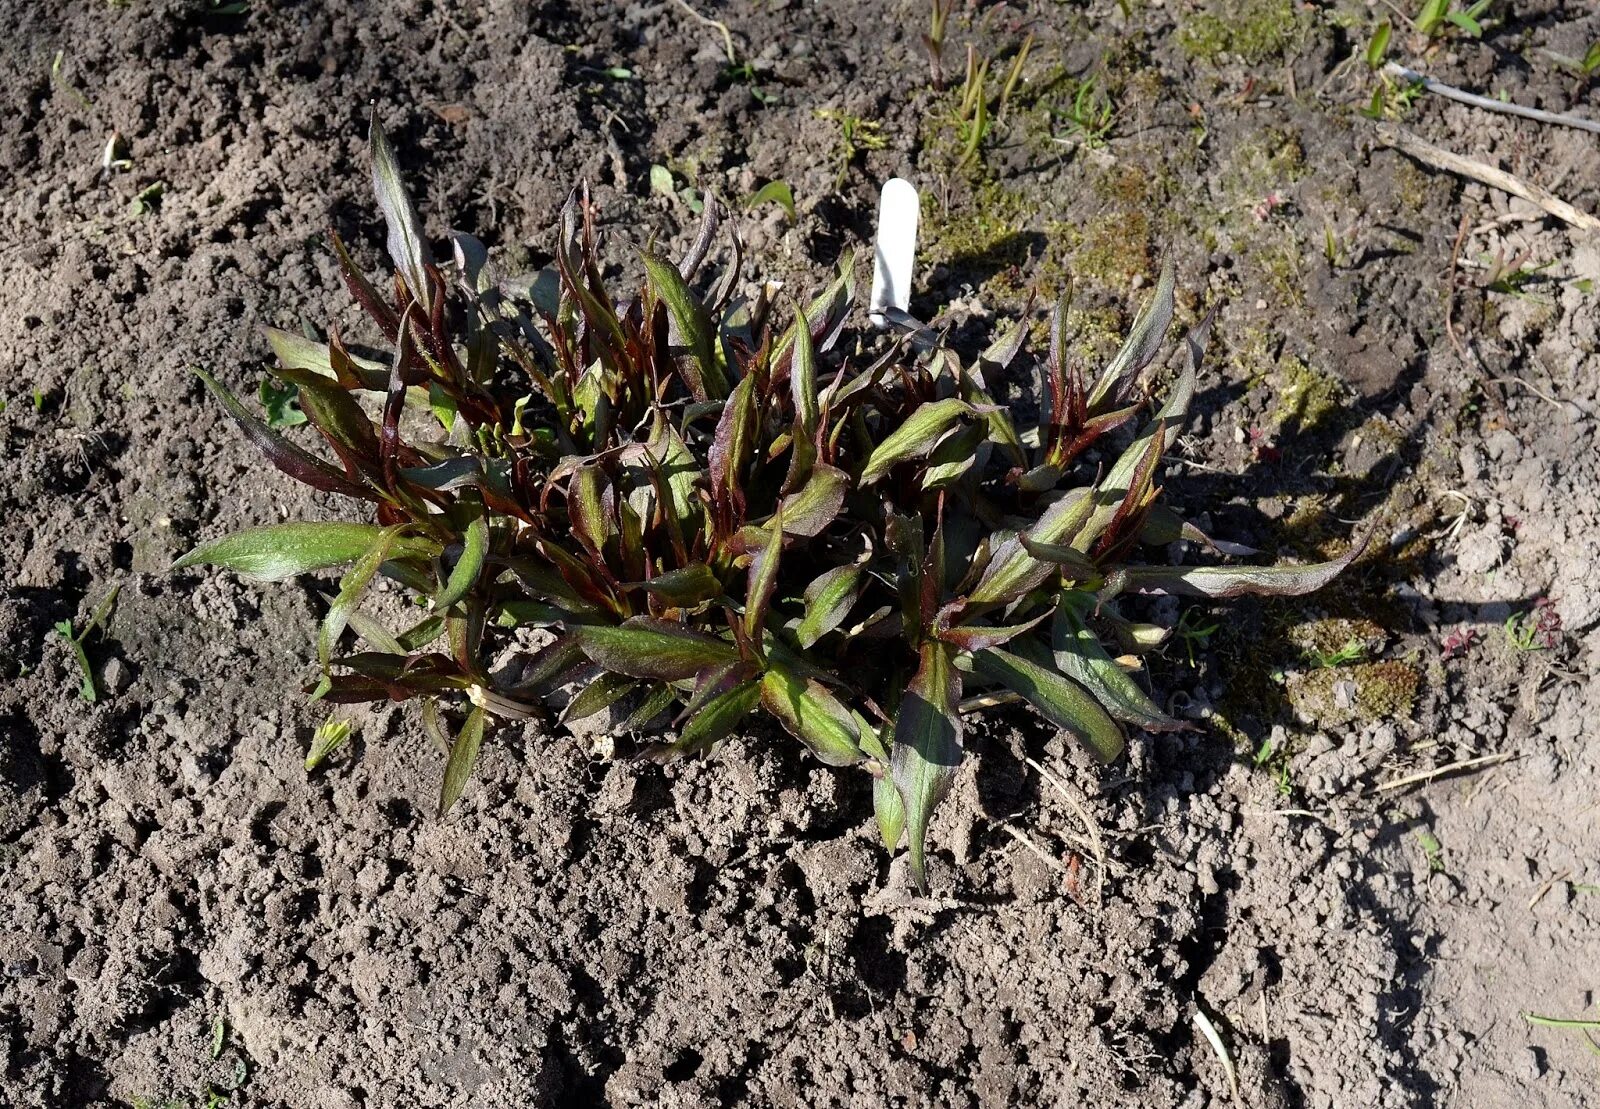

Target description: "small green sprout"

left=53, top=585, right=120, bottom=703
left=305, top=717, right=353, bottom=771
left=923, top=0, right=957, bottom=88
left=1175, top=608, right=1220, bottom=668
left=649, top=164, right=703, bottom=214
left=210, top=1015, right=227, bottom=1060
left=1057, top=76, right=1115, bottom=149
left=257, top=378, right=306, bottom=429
left=1251, top=734, right=1293, bottom=797
left=813, top=109, right=887, bottom=188
left=49, top=49, right=93, bottom=111
left=1309, top=638, right=1367, bottom=669
left=745, top=180, right=797, bottom=222
left=1415, top=0, right=1490, bottom=38
left=1415, top=827, right=1445, bottom=872
left=130, top=181, right=165, bottom=217
left=1504, top=598, right=1561, bottom=652
left=1523, top=1012, right=1600, bottom=1059
left=1365, top=21, right=1392, bottom=70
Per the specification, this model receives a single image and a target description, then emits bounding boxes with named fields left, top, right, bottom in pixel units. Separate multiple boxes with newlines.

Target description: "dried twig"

left=998, top=822, right=1069, bottom=873
left=1372, top=751, right=1519, bottom=794
left=1528, top=869, right=1573, bottom=912
left=958, top=690, right=1023, bottom=714
left=665, top=0, right=737, bottom=65
left=1383, top=63, right=1600, bottom=136
left=1376, top=125, right=1600, bottom=233
left=1444, top=212, right=1470, bottom=356
left=1026, top=756, right=1108, bottom=907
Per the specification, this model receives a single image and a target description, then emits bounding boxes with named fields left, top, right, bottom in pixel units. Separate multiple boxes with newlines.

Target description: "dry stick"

left=998, top=822, right=1068, bottom=873
left=1383, top=63, right=1600, bottom=136
left=1025, top=756, right=1108, bottom=908
left=1528, top=869, right=1573, bottom=912
left=1444, top=213, right=1511, bottom=424
left=958, top=690, right=1023, bottom=714
left=1376, top=124, right=1600, bottom=233
left=666, top=0, right=736, bottom=65
left=1372, top=751, right=1519, bottom=794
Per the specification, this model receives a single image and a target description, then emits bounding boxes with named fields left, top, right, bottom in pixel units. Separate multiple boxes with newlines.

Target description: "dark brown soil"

left=3, top=1, right=1599, bottom=1106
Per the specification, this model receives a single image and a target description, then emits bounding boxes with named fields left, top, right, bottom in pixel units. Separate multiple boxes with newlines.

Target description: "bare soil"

left=3, top=1, right=1598, bottom=1106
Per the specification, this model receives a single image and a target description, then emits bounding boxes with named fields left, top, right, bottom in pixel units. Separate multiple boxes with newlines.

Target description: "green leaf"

left=318, top=524, right=409, bottom=672
left=370, top=111, right=433, bottom=309
left=860, top=397, right=972, bottom=484
left=438, top=703, right=487, bottom=816
left=890, top=640, right=962, bottom=889
left=622, top=684, right=679, bottom=731
left=573, top=617, right=740, bottom=681
left=921, top=421, right=987, bottom=491
left=759, top=664, right=864, bottom=766
left=710, top=372, right=758, bottom=516
left=565, top=670, right=637, bottom=721
left=874, top=772, right=906, bottom=851
left=746, top=180, right=797, bottom=221
left=936, top=609, right=1049, bottom=652
left=296, top=380, right=384, bottom=482
left=649, top=164, right=675, bottom=198
left=304, top=718, right=352, bottom=771
left=568, top=464, right=615, bottom=555
left=257, top=378, right=306, bottom=428
left=1365, top=21, right=1392, bottom=69
left=1087, top=258, right=1174, bottom=410
left=672, top=678, right=761, bottom=755
left=1117, top=539, right=1364, bottom=599
left=775, top=463, right=848, bottom=537
left=1050, top=594, right=1185, bottom=732
left=53, top=620, right=97, bottom=703
left=796, top=564, right=863, bottom=648
left=625, top=562, right=722, bottom=607
left=971, top=645, right=1124, bottom=763
left=790, top=300, right=819, bottom=440
left=745, top=502, right=784, bottom=639
left=174, top=523, right=439, bottom=583
left=434, top=505, right=489, bottom=612
left=966, top=489, right=1094, bottom=606
left=642, top=249, right=727, bottom=400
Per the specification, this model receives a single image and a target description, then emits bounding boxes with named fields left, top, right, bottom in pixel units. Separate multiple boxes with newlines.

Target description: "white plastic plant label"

left=869, top=177, right=919, bottom=327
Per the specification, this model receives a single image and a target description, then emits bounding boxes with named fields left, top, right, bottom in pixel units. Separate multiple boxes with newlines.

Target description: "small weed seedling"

left=923, top=0, right=957, bottom=89
left=53, top=585, right=120, bottom=703
left=1439, top=626, right=1480, bottom=659
left=257, top=378, right=306, bottom=429
left=1523, top=1012, right=1600, bottom=1058
left=1252, top=734, right=1293, bottom=797
left=1415, top=826, right=1445, bottom=872
left=1174, top=608, right=1221, bottom=668
left=1057, top=76, right=1115, bottom=149
left=813, top=109, right=888, bottom=188
left=649, top=164, right=705, bottom=214
left=744, top=180, right=797, bottom=222
left=1545, top=41, right=1600, bottom=87
left=175, top=113, right=1362, bottom=887
left=305, top=717, right=353, bottom=771
left=1504, top=599, right=1561, bottom=652
left=1365, top=21, right=1392, bottom=70
left=1416, top=0, right=1491, bottom=38
left=1309, top=638, right=1367, bottom=669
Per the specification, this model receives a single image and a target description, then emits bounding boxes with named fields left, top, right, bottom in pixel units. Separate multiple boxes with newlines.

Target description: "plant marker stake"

left=870, top=178, right=919, bottom=327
